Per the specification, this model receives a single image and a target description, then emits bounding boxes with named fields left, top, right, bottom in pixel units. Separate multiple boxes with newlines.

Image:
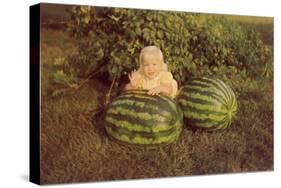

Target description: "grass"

left=39, top=25, right=273, bottom=184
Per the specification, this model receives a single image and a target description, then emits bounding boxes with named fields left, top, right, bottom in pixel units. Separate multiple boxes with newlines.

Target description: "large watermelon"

left=105, top=90, right=183, bottom=146
left=176, top=77, right=237, bottom=130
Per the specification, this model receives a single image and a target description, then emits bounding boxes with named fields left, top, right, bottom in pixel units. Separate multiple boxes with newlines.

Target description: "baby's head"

left=139, top=46, right=167, bottom=79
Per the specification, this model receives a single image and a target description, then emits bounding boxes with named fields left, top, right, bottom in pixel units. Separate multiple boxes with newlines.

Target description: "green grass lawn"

left=40, top=27, right=273, bottom=184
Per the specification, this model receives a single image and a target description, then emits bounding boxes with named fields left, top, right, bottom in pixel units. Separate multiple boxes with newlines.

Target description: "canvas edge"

left=29, top=3, right=41, bottom=185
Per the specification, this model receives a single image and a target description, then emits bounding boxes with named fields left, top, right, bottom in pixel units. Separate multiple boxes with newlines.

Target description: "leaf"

left=109, top=15, right=121, bottom=22
left=54, top=57, right=67, bottom=66
left=80, top=6, right=90, bottom=13
left=52, top=88, right=70, bottom=97
left=83, top=15, right=91, bottom=24
left=94, top=48, right=104, bottom=61
left=164, top=18, right=172, bottom=29
left=112, top=56, right=120, bottom=65
left=53, top=70, right=77, bottom=88
left=156, top=30, right=164, bottom=39
left=135, top=27, right=142, bottom=36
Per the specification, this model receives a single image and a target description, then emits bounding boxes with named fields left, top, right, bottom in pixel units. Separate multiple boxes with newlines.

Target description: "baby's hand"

left=128, top=70, right=142, bottom=88
left=148, top=86, right=162, bottom=96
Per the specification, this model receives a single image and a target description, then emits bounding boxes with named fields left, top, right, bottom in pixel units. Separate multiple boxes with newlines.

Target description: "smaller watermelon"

left=176, top=77, right=237, bottom=130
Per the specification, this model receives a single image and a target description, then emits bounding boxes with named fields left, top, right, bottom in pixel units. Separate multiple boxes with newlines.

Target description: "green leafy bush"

left=52, top=6, right=273, bottom=97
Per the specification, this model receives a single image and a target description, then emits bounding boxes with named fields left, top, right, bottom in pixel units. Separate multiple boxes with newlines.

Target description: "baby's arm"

left=147, top=84, right=173, bottom=96
left=160, top=83, right=173, bottom=96
left=148, top=72, right=177, bottom=98
left=125, top=83, right=135, bottom=90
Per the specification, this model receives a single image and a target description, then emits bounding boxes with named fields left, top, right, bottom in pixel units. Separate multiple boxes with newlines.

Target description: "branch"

left=105, top=74, right=117, bottom=106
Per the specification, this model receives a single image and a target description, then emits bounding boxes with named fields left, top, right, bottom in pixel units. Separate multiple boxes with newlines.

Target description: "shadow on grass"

left=91, top=107, right=108, bottom=138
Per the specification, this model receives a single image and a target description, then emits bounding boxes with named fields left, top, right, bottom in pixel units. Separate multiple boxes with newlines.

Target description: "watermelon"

left=176, top=77, right=237, bottom=130
left=105, top=90, right=183, bottom=146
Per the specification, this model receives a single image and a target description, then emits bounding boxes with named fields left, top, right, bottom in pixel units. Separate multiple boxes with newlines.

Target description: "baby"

left=125, top=46, right=178, bottom=98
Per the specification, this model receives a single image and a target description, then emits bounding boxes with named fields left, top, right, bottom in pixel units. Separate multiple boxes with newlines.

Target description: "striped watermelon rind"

left=105, top=90, right=183, bottom=146
left=176, top=77, right=237, bottom=130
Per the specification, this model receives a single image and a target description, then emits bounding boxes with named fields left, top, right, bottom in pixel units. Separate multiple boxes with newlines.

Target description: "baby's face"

left=142, top=54, right=162, bottom=80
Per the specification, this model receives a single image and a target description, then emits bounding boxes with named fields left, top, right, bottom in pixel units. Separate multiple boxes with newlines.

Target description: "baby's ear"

left=162, top=63, right=168, bottom=71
